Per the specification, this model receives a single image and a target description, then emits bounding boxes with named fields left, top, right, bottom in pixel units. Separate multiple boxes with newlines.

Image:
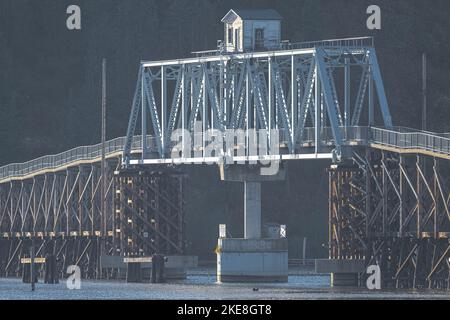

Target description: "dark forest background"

left=1, top=0, right=450, bottom=259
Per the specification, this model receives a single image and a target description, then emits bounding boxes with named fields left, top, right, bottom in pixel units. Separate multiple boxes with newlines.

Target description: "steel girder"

left=123, top=44, right=393, bottom=165
left=329, top=148, right=450, bottom=289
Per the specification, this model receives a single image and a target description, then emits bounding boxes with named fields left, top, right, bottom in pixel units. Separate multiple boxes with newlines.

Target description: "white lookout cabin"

left=221, top=9, right=283, bottom=53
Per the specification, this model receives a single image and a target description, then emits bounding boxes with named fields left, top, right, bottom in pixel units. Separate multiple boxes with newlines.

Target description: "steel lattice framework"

left=113, top=170, right=185, bottom=257
left=0, top=158, right=186, bottom=280
left=123, top=37, right=392, bottom=166
left=329, top=149, right=450, bottom=289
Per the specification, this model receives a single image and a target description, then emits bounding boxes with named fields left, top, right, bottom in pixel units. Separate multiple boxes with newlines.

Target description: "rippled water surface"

left=1, top=270, right=449, bottom=300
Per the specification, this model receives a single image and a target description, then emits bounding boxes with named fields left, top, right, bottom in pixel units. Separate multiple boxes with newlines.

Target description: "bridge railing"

left=0, top=135, right=163, bottom=180
left=191, top=37, right=374, bottom=58
left=370, top=127, right=450, bottom=156
left=391, top=126, right=450, bottom=138
left=298, top=126, right=450, bottom=157
left=298, top=126, right=369, bottom=145
left=284, top=36, right=374, bottom=51
left=2, top=125, right=450, bottom=181
left=0, top=137, right=125, bottom=180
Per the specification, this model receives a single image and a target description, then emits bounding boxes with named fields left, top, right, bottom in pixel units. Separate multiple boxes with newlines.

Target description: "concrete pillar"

left=244, top=181, right=261, bottom=239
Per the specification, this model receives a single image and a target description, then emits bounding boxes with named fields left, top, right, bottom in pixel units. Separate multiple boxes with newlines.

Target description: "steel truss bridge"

left=0, top=37, right=449, bottom=288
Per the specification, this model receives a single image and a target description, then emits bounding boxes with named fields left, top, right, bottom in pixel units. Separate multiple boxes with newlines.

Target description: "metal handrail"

left=1, top=125, right=449, bottom=181
left=191, top=37, right=374, bottom=57
left=0, top=136, right=156, bottom=180
left=370, top=127, right=450, bottom=155
left=282, top=36, right=374, bottom=51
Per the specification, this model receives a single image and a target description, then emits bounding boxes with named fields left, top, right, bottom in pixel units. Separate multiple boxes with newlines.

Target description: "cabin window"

left=255, top=28, right=264, bottom=50
left=228, top=27, right=233, bottom=44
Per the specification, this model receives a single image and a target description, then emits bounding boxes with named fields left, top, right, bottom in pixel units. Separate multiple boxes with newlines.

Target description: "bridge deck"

left=0, top=126, right=449, bottom=183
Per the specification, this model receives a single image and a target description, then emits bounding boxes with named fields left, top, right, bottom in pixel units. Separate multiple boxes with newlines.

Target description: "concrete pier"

left=217, top=238, right=288, bottom=282
left=217, top=164, right=288, bottom=283
left=244, top=181, right=261, bottom=239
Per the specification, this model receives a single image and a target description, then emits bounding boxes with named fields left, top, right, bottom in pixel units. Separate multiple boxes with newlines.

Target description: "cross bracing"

left=123, top=37, right=394, bottom=166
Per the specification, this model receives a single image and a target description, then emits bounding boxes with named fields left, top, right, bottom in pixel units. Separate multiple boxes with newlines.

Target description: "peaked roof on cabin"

left=221, top=9, right=283, bottom=23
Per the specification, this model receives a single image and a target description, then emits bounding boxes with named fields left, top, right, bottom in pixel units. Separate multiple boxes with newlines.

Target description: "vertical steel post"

left=268, top=57, right=272, bottom=138
left=245, top=65, right=250, bottom=155
left=181, top=65, right=185, bottom=158
left=314, top=63, right=320, bottom=154
left=190, top=66, right=194, bottom=129
left=161, top=66, right=167, bottom=155
left=344, top=57, right=350, bottom=139
left=291, top=55, right=297, bottom=147
left=320, top=87, right=325, bottom=138
left=141, top=67, right=147, bottom=159
left=368, top=67, right=374, bottom=127
left=202, top=66, right=206, bottom=153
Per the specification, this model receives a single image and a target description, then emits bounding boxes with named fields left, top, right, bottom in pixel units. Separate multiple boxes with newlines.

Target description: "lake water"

left=0, top=269, right=449, bottom=300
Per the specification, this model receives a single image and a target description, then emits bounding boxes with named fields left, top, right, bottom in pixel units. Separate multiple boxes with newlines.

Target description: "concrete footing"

left=165, top=255, right=198, bottom=280
left=100, top=255, right=197, bottom=282
left=331, top=273, right=359, bottom=287
left=315, top=259, right=365, bottom=287
left=217, top=238, right=288, bottom=283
